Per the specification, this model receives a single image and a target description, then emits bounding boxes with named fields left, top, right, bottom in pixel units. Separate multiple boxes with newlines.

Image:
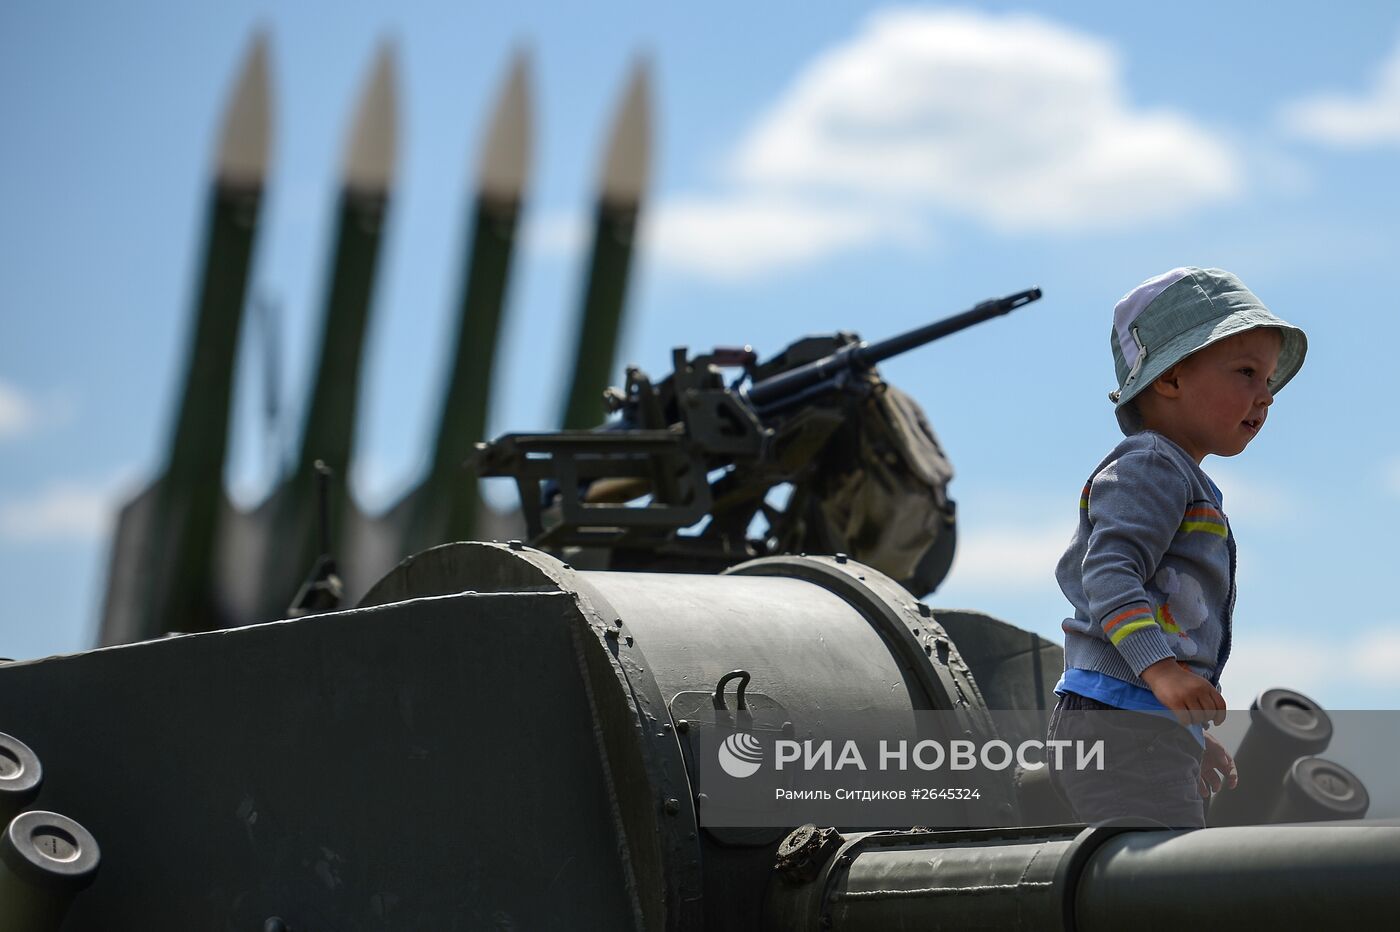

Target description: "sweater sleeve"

left=1081, top=448, right=1186, bottom=676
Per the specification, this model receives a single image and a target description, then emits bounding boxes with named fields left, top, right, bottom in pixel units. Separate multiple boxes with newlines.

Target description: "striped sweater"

left=1056, top=430, right=1235, bottom=689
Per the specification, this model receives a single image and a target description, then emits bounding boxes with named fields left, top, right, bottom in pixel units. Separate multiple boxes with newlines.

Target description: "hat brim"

left=1115, top=312, right=1307, bottom=435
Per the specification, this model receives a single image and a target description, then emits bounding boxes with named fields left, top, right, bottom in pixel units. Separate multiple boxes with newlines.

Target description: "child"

left=1047, top=267, right=1307, bottom=828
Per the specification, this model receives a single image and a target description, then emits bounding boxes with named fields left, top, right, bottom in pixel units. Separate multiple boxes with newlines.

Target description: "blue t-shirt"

left=1054, top=669, right=1205, bottom=746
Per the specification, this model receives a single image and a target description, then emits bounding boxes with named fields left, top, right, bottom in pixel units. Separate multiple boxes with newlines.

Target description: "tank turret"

left=2, top=543, right=1394, bottom=928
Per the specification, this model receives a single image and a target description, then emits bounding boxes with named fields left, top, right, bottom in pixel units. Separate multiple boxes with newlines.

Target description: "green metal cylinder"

left=766, top=825, right=1080, bottom=931
left=1268, top=757, right=1369, bottom=823
left=0, top=811, right=100, bottom=932
left=1076, top=822, right=1400, bottom=929
left=767, top=821, right=1400, bottom=931
left=1208, top=688, right=1332, bottom=827
left=0, top=733, right=41, bottom=825
left=561, top=201, right=639, bottom=430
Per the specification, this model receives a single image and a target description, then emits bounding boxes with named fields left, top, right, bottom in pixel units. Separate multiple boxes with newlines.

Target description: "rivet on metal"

left=918, top=603, right=932, bottom=618
left=664, top=797, right=680, bottom=815
left=507, top=539, right=524, bottom=551
left=677, top=719, right=690, bottom=733
left=834, top=553, right=848, bottom=564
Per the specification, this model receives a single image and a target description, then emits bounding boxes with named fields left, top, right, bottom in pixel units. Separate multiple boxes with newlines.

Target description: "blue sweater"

left=1056, top=430, right=1235, bottom=691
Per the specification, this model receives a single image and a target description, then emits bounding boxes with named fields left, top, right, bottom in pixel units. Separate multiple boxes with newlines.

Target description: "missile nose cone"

left=215, top=29, right=273, bottom=188
left=597, top=56, right=652, bottom=206
left=342, top=39, right=399, bottom=195
left=477, top=48, right=533, bottom=202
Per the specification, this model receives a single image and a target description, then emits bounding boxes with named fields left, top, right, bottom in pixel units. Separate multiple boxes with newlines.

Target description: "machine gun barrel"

left=744, top=287, right=1041, bottom=410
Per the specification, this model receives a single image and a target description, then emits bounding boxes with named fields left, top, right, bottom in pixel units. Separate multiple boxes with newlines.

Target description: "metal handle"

left=712, top=670, right=751, bottom=711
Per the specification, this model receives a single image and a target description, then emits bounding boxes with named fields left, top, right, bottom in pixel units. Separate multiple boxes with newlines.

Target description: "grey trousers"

left=1047, top=691, right=1206, bottom=829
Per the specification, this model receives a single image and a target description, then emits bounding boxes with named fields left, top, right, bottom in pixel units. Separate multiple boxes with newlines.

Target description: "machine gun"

left=476, top=288, right=1041, bottom=596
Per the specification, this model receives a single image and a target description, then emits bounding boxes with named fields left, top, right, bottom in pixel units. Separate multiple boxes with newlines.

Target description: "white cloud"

left=1349, top=628, right=1400, bottom=684
left=1384, top=457, right=1400, bottom=498
left=644, top=195, right=924, bottom=280
left=1219, top=638, right=1334, bottom=708
left=349, top=451, right=414, bottom=513
left=728, top=7, right=1239, bottom=233
left=1206, top=467, right=1290, bottom=525
left=0, top=381, right=77, bottom=440
left=0, top=379, right=37, bottom=439
left=1221, top=626, right=1400, bottom=708
left=522, top=210, right=588, bottom=259
left=0, top=480, right=118, bottom=541
left=1279, top=36, right=1400, bottom=147
left=527, top=197, right=927, bottom=281
left=528, top=8, right=1241, bottom=282
left=948, top=521, right=1073, bottom=588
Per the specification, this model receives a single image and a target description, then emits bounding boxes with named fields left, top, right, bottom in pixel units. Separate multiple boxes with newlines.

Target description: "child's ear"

left=1151, top=364, right=1183, bottom=398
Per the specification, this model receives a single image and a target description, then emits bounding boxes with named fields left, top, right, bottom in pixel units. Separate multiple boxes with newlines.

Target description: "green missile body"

left=397, top=50, right=532, bottom=554
left=296, top=41, right=397, bottom=483
left=253, top=42, right=398, bottom=622
left=98, top=33, right=272, bottom=645
left=559, top=59, right=652, bottom=430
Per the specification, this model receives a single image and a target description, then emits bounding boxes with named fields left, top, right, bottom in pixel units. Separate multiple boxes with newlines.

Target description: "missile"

left=251, top=41, right=398, bottom=622
left=295, top=40, right=397, bottom=483
left=558, top=58, right=652, bottom=430
left=393, top=50, right=532, bottom=557
left=98, top=32, right=272, bottom=645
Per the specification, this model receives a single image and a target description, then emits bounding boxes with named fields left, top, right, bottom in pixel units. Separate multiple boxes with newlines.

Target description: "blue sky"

left=2, top=1, right=1399, bottom=709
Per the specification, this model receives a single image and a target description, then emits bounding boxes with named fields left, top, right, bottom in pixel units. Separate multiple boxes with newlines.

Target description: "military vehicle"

left=2, top=31, right=1396, bottom=932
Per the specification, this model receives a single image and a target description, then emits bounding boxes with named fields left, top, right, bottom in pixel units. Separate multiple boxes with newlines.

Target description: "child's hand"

left=1140, top=658, right=1227, bottom=726
left=1199, top=731, right=1239, bottom=798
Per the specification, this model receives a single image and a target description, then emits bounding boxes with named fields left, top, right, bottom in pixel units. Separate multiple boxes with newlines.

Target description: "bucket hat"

left=1109, top=267, right=1307, bottom=435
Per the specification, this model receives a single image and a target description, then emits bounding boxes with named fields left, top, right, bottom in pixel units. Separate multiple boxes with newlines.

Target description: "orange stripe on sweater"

left=1103, top=606, right=1152, bottom=632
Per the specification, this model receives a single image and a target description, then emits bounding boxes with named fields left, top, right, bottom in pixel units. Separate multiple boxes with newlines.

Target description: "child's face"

left=1154, top=328, right=1283, bottom=461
